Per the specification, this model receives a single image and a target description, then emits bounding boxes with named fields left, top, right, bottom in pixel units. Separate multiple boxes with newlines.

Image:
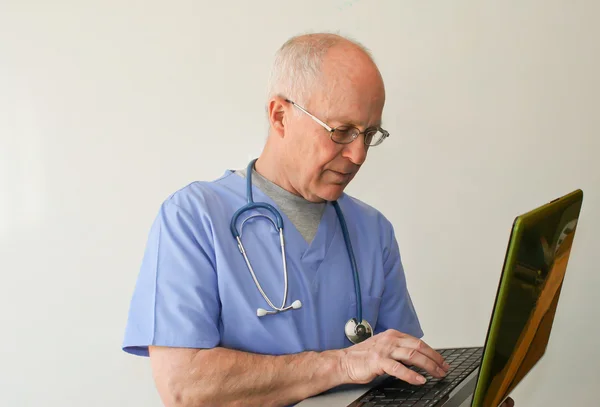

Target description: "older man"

left=123, top=33, right=514, bottom=407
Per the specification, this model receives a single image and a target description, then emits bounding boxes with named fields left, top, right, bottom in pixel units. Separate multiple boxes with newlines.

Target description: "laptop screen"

left=474, top=192, right=582, bottom=406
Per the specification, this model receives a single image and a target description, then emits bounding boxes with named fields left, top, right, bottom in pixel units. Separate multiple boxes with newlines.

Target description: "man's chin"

left=317, top=184, right=346, bottom=202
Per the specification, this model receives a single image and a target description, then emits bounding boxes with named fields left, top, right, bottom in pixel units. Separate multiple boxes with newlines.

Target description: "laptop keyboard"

left=351, top=347, right=483, bottom=407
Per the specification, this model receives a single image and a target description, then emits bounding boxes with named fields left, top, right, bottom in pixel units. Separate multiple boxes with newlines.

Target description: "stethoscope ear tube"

left=231, top=202, right=285, bottom=237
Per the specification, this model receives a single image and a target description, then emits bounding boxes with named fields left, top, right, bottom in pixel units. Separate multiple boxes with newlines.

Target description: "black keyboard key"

left=419, top=392, right=435, bottom=400
left=360, top=396, right=374, bottom=402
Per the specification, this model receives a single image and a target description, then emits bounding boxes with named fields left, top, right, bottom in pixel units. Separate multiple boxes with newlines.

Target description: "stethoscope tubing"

left=229, top=158, right=363, bottom=326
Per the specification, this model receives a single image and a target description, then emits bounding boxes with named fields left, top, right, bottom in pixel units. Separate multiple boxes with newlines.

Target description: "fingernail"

left=437, top=367, right=446, bottom=376
left=418, top=375, right=427, bottom=384
left=443, top=361, right=450, bottom=370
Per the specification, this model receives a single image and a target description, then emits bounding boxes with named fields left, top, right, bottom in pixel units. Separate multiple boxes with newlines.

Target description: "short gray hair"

left=266, top=32, right=373, bottom=110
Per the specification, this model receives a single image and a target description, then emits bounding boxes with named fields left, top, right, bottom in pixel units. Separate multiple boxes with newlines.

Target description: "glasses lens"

left=364, top=129, right=387, bottom=146
left=332, top=127, right=360, bottom=144
left=331, top=127, right=388, bottom=146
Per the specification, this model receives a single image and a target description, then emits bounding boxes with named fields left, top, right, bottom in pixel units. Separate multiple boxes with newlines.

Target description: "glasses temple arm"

left=285, top=99, right=333, bottom=132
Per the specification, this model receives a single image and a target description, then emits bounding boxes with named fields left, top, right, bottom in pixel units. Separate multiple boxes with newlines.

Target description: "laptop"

left=298, top=189, right=584, bottom=407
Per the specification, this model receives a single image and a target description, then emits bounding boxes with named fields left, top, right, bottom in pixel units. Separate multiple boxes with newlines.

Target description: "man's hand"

left=339, top=330, right=516, bottom=407
left=500, top=397, right=515, bottom=407
left=339, top=329, right=450, bottom=385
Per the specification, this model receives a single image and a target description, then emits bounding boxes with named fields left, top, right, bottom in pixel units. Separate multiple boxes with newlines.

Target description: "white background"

left=1, top=1, right=598, bottom=406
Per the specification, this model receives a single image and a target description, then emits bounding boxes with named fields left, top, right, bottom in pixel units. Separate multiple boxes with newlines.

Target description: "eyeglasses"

left=285, top=99, right=389, bottom=147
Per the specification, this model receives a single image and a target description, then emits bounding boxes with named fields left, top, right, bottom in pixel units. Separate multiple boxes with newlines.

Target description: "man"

left=123, top=33, right=515, bottom=407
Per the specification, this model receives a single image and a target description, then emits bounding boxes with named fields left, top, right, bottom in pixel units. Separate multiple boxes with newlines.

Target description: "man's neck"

left=234, top=158, right=326, bottom=244
left=254, top=152, right=301, bottom=199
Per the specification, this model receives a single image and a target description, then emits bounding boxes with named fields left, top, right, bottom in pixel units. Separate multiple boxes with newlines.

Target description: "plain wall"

left=1, top=1, right=598, bottom=406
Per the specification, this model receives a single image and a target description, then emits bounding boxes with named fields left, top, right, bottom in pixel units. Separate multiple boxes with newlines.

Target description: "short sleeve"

left=375, top=227, right=424, bottom=338
left=122, top=199, right=221, bottom=357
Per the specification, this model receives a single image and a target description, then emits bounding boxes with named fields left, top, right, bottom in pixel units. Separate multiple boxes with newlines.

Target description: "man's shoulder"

left=339, top=193, right=394, bottom=231
left=160, top=170, right=240, bottom=216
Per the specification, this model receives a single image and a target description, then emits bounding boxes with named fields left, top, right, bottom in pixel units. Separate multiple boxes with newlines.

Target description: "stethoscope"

left=229, top=159, right=373, bottom=344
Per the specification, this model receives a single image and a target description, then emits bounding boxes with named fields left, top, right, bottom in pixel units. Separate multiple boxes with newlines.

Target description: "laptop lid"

left=470, top=189, right=584, bottom=406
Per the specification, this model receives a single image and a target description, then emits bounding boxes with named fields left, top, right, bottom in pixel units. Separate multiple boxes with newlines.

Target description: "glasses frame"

left=284, top=98, right=389, bottom=146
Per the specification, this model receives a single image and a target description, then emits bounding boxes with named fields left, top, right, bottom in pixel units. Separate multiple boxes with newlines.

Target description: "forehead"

left=311, top=48, right=385, bottom=127
left=317, top=93, right=385, bottom=128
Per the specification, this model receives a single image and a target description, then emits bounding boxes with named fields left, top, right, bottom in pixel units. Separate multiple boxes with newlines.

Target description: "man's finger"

left=380, top=358, right=428, bottom=386
left=390, top=347, right=446, bottom=379
left=500, top=397, right=515, bottom=407
left=395, top=336, right=449, bottom=372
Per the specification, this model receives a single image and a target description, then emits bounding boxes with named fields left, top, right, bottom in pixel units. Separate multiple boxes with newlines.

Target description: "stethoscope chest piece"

left=345, top=318, right=373, bottom=344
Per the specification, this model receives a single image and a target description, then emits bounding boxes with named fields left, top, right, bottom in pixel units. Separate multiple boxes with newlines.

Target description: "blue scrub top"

left=123, top=170, right=423, bottom=357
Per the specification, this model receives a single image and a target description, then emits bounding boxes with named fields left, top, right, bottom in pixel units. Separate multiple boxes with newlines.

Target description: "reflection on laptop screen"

left=477, top=198, right=581, bottom=406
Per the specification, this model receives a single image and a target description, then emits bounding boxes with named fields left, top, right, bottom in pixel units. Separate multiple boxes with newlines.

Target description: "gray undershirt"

left=234, top=168, right=326, bottom=243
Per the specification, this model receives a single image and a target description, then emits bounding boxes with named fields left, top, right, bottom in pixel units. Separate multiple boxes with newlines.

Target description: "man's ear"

left=267, top=97, right=287, bottom=138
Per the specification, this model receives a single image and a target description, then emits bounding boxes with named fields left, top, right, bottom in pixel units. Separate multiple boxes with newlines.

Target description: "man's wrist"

left=323, top=348, right=350, bottom=387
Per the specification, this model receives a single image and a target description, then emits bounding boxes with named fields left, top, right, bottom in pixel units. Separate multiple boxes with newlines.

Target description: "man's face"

left=281, top=45, right=386, bottom=202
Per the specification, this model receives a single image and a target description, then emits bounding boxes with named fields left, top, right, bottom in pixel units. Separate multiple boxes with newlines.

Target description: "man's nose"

left=342, top=137, right=368, bottom=165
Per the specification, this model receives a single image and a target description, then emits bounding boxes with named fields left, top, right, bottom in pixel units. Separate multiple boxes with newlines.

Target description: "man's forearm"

left=154, top=346, right=348, bottom=407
